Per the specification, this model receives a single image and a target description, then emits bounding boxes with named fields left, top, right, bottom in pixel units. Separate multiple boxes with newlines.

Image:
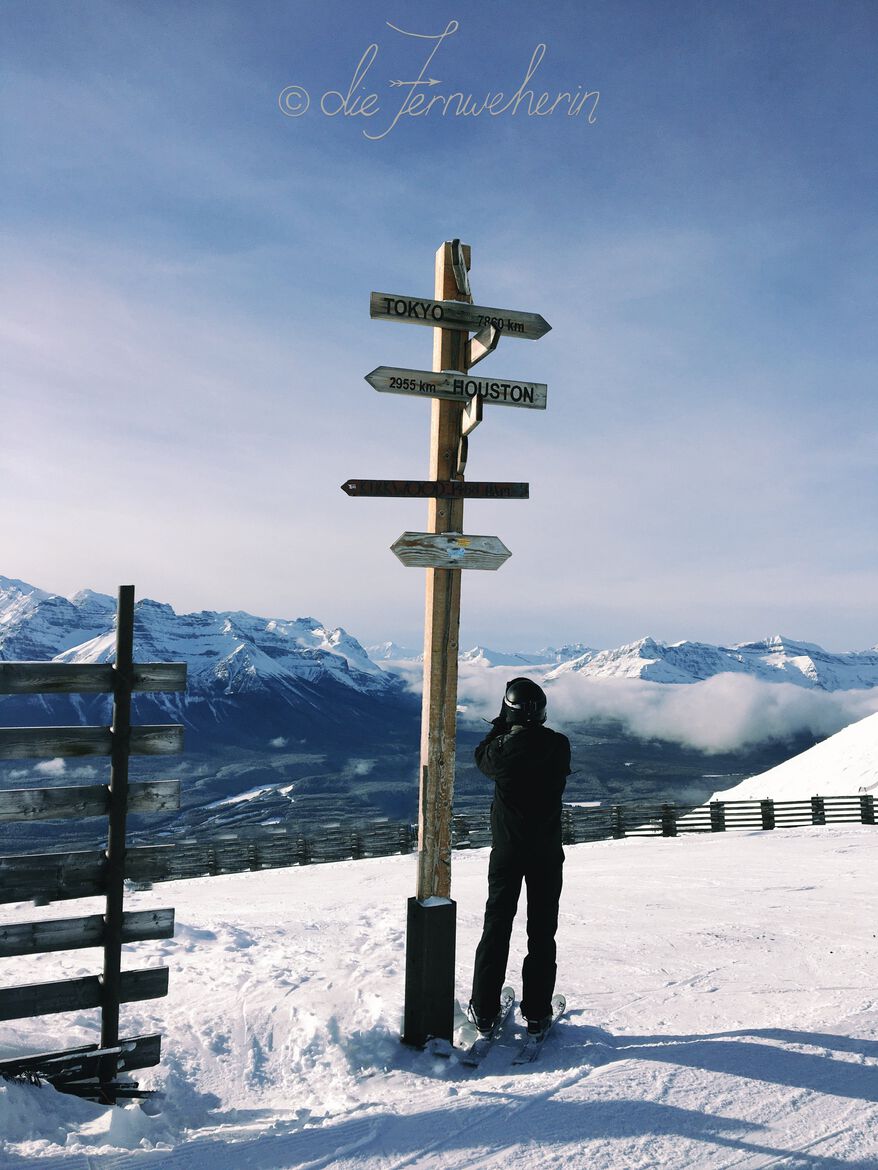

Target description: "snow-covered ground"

left=2, top=825, right=877, bottom=1168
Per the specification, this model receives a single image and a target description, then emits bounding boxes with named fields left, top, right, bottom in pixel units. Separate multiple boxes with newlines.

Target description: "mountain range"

left=378, top=635, right=878, bottom=691
left=0, top=576, right=413, bottom=750
left=2, top=575, right=877, bottom=754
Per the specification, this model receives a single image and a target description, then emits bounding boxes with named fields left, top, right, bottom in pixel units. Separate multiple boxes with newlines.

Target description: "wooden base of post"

left=401, top=896, right=457, bottom=1047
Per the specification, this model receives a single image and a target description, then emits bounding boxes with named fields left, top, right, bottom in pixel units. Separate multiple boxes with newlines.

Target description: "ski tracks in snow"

left=364, top=1033, right=618, bottom=1170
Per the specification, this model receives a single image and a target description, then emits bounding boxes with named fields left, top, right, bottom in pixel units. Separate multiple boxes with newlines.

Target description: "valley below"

left=0, top=715, right=821, bottom=855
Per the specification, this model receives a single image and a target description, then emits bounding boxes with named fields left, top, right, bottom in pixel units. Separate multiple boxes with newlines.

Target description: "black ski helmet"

left=503, top=677, right=547, bottom=726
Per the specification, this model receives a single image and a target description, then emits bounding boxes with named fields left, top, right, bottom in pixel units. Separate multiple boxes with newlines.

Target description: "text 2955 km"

left=390, top=376, right=437, bottom=393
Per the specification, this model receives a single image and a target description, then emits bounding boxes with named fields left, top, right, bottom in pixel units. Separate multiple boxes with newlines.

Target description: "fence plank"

left=130, top=780, right=181, bottom=813
left=0, top=967, right=169, bottom=1022
left=0, top=727, right=112, bottom=759
left=0, top=725, right=183, bottom=760
left=0, top=664, right=113, bottom=694
left=130, top=725, right=185, bottom=755
left=0, top=1033, right=162, bottom=1081
left=0, top=849, right=106, bottom=905
left=0, top=780, right=179, bottom=822
left=0, top=909, right=175, bottom=958
left=0, top=663, right=187, bottom=695
left=0, top=784, right=108, bottom=820
left=131, top=663, right=187, bottom=693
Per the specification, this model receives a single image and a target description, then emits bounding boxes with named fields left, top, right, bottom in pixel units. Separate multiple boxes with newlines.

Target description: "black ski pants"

left=471, top=846, right=564, bottom=1022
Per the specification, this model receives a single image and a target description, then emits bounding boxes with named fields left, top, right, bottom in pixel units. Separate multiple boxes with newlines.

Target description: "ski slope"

left=2, top=826, right=877, bottom=1168
left=711, top=710, right=878, bottom=801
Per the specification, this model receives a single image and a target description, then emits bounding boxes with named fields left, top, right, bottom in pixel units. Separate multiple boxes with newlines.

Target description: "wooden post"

left=760, top=799, right=775, bottom=831
left=418, top=239, right=470, bottom=900
left=661, top=803, right=677, bottom=837
left=99, top=585, right=135, bottom=1096
left=611, top=805, right=625, bottom=839
left=402, top=241, right=471, bottom=1048
left=860, top=794, right=875, bottom=825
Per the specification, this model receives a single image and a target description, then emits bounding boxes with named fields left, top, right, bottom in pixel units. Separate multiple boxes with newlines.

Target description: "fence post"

left=861, top=795, right=875, bottom=825
left=99, top=585, right=135, bottom=1097
left=709, top=801, right=726, bottom=833
left=561, top=807, right=575, bottom=846
left=811, top=796, right=825, bottom=825
left=661, top=803, right=677, bottom=837
left=760, top=799, right=775, bottom=831
left=611, top=805, right=625, bottom=839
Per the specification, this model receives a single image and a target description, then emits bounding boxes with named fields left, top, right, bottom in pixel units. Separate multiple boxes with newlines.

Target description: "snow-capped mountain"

left=545, top=635, right=878, bottom=691
left=0, top=578, right=116, bottom=659
left=0, top=576, right=412, bottom=748
left=365, top=641, right=421, bottom=662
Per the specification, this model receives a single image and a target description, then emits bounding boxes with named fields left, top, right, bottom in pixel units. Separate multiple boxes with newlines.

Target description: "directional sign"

left=342, top=480, right=529, bottom=499
left=365, top=367, right=547, bottom=410
left=391, top=532, right=512, bottom=571
left=370, top=291, right=551, bottom=340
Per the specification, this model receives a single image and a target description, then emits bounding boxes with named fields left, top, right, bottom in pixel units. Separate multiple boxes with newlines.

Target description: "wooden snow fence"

left=45, top=792, right=872, bottom=890
left=556, top=794, right=875, bottom=842
left=0, top=585, right=186, bottom=1104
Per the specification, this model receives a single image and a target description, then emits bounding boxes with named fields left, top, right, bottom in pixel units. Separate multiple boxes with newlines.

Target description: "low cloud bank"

left=394, top=662, right=878, bottom=754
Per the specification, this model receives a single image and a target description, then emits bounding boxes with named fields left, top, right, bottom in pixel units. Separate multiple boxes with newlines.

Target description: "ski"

left=512, top=993, right=566, bottom=1065
left=456, top=985, right=515, bottom=1067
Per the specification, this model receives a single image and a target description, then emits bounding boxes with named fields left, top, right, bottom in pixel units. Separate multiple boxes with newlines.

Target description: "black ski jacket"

left=474, top=723, right=571, bottom=857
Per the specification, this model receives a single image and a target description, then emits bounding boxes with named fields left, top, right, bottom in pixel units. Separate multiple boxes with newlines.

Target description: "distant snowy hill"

left=365, top=641, right=420, bottom=662
left=545, top=634, right=878, bottom=691
left=711, top=710, right=878, bottom=800
left=459, top=646, right=548, bottom=668
left=0, top=576, right=412, bottom=748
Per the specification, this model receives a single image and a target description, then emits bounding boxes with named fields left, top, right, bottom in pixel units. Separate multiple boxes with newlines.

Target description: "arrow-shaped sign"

left=342, top=480, right=529, bottom=499
left=370, top=291, right=551, bottom=340
left=365, top=367, right=547, bottom=410
left=391, top=532, right=511, bottom=571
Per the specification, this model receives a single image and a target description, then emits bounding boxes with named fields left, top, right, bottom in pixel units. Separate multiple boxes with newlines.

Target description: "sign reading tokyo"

left=370, top=291, right=551, bottom=340
left=365, top=367, right=547, bottom=410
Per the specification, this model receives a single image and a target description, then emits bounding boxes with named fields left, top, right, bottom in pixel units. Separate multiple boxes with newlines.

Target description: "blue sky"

left=2, top=1, right=875, bottom=652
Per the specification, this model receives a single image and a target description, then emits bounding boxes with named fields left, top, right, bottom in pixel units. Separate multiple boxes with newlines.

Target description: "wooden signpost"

left=350, top=240, right=550, bottom=1048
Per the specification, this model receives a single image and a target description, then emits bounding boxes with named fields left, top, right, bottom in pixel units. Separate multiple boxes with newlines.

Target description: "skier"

left=469, top=677, right=571, bottom=1036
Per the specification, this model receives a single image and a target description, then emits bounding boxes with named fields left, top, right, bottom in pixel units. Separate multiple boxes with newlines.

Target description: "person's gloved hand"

left=490, top=704, right=508, bottom=731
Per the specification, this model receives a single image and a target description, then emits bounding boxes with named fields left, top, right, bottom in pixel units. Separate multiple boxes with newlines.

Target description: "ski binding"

left=456, top=985, right=515, bottom=1067
left=512, top=993, right=566, bottom=1065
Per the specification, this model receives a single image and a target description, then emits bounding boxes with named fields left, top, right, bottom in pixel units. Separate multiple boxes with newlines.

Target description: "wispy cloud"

left=447, top=665, right=878, bottom=754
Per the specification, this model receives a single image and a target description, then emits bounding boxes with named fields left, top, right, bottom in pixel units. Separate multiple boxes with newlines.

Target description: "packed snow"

left=1, top=825, right=876, bottom=1168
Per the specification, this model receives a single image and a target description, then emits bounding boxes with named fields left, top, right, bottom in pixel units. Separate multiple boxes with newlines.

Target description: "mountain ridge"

left=2, top=576, right=877, bottom=717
